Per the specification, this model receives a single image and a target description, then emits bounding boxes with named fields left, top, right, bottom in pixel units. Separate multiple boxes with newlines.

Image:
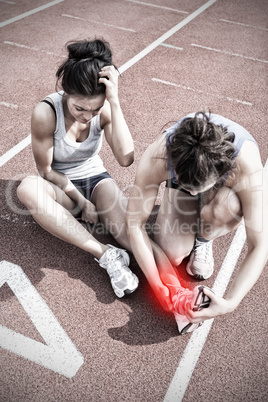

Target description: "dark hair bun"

left=56, top=38, right=115, bottom=96
left=67, top=39, right=112, bottom=64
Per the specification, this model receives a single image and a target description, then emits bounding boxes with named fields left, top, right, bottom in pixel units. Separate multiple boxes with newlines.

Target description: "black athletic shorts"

left=71, top=172, right=113, bottom=201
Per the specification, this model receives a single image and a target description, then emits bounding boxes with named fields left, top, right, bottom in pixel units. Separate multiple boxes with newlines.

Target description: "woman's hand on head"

left=99, top=65, right=119, bottom=104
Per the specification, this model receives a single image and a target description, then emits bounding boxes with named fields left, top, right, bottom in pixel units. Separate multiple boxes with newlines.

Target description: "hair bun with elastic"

left=67, top=39, right=112, bottom=64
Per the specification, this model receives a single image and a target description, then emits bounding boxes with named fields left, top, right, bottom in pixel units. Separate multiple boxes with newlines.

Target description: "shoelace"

left=105, top=249, right=124, bottom=280
left=194, top=242, right=212, bottom=263
left=173, top=287, right=193, bottom=315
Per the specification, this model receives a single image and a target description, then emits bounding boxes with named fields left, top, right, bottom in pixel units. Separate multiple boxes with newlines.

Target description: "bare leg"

left=151, top=240, right=183, bottom=298
left=92, top=180, right=187, bottom=298
left=17, top=176, right=109, bottom=259
left=200, top=186, right=243, bottom=240
left=91, top=179, right=131, bottom=250
left=154, top=187, right=200, bottom=266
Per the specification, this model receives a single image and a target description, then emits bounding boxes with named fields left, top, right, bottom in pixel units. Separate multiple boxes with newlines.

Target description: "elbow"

left=37, top=166, right=52, bottom=180
left=119, top=151, right=134, bottom=167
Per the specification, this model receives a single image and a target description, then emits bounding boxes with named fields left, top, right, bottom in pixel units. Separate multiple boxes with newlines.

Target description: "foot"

left=186, top=238, right=214, bottom=280
left=96, top=244, right=139, bottom=298
left=173, top=311, right=202, bottom=335
left=172, top=286, right=201, bottom=334
left=172, top=285, right=212, bottom=334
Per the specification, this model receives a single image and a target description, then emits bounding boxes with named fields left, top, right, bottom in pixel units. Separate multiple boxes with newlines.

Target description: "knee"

left=227, top=190, right=242, bottom=219
left=155, top=234, right=194, bottom=267
left=17, top=177, right=31, bottom=203
left=201, top=188, right=242, bottom=227
left=17, top=176, right=41, bottom=206
left=168, top=248, right=192, bottom=267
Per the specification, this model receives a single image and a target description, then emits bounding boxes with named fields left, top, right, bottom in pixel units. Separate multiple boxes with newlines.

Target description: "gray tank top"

left=166, top=113, right=258, bottom=185
left=47, top=91, right=106, bottom=180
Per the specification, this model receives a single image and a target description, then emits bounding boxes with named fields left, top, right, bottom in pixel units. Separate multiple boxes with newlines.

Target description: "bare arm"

left=99, top=66, right=134, bottom=167
left=225, top=145, right=268, bottom=308
left=126, top=138, right=178, bottom=311
left=187, top=142, right=268, bottom=322
left=31, top=102, right=98, bottom=223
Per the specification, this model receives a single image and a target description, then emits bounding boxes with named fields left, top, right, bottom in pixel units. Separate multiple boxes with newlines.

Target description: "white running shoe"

left=96, top=245, right=139, bottom=298
left=172, top=287, right=201, bottom=334
left=186, top=238, right=214, bottom=280
left=172, top=285, right=212, bottom=334
left=174, top=312, right=201, bottom=335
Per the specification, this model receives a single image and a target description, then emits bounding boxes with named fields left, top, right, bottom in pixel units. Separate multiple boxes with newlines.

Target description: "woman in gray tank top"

left=126, top=111, right=267, bottom=334
left=17, top=38, right=139, bottom=299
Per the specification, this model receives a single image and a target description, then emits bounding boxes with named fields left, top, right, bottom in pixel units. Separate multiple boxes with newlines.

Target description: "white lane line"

left=61, top=14, right=136, bottom=32
left=152, top=78, right=253, bottom=106
left=160, top=43, right=183, bottom=51
left=4, top=41, right=38, bottom=51
left=219, top=18, right=268, bottom=32
left=0, top=134, right=31, bottom=167
left=0, top=0, right=218, bottom=167
left=3, top=40, right=65, bottom=57
left=0, top=261, right=84, bottom=377
left=191, top=43, right=268, bottom=64
left=119, top=0, right=218, bottom=73
left=0, top=101, right=18, bottom=109
left=164, top=160, right=268, bottom=402
left=125, top=0, right=188, bottom=14
left=0, top=0, right=15, bottom=4
left=164, top=226, right=246, bottom=401
left=0, top=0, right=65, bottom=28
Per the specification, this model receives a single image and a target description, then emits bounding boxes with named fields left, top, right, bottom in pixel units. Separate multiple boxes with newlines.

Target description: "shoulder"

left=136, top=136, right=169, bottom=185
left=231, top=140, right=264, bottom=191
left=236, top=140, right=263, bottom=174
left=31, top=100, right=56, bottom=139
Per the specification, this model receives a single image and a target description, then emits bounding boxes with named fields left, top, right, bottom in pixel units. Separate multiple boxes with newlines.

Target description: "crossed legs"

left=17, top=175, right=130, bottom=259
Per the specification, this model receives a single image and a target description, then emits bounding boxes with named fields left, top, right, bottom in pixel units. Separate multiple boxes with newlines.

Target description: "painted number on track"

left=0, top=260, right=84, bottom=378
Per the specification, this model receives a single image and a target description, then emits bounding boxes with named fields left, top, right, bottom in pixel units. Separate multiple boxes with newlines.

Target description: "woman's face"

left=65, top=93, right=106, bottom=124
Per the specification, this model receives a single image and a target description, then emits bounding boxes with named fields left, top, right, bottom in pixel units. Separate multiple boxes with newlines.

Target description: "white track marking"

left=119, top=0, right=218, bottom=73
left=219, top=18, right=268, bottom=32
left=160, top=43, right=183, bottom=51
left=0, top=0, right=65, bottom=28
left=1, top=0, right=265, bottom=394
left=61, top=14, right=135, bottom=32
left=0, top=134, right=31, bottom=167
left=152, top=78, right=253, bottom=106
left=0, top=0, right=15, bottom=4
left=164, top=160, right=268, bottom=401
left=0, top=101, right=18, bottom=109
left=191, top=43, right=268, bottom=64
left=3, top=40, right=64, bottom=57
left=0, top=0, right=218, bottom=167
left=125, top=0, right=188, bottom=14
left=0, top=261, right=84, bottom=377
left=164, top=225, right=246, bottom=401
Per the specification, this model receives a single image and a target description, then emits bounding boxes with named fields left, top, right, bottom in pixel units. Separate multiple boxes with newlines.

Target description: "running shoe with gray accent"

left=172, top=287, right=201, bottom=334
left=96, top=244, right=139, bottom=298
left=186, top=238, right=214, bottom=280
left=172, top=285, right=212, bottom=334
